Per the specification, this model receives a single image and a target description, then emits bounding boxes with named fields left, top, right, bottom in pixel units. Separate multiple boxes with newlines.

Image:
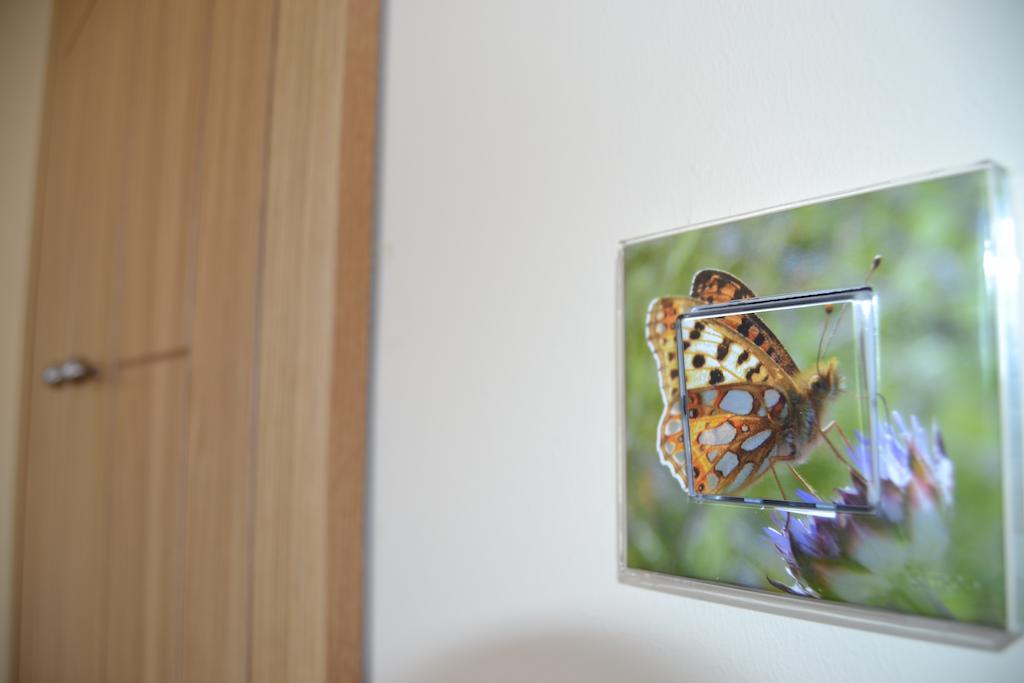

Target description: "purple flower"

left=764, top=412, right=955, bottom=610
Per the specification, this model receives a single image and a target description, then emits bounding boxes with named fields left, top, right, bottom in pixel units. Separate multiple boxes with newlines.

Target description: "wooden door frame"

left=326, top=0, right=379, bottom=677
left=11, top=0, right=380, bottom=679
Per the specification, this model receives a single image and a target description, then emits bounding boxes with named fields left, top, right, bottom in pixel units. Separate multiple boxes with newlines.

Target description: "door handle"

left=41, top=357, right=100, bottom=387
left=60, top=358, right=98, bottom=383
left=41, top=364, right=64, bottom=386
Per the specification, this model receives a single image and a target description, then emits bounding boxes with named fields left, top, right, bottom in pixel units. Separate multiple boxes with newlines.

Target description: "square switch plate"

left=675, top=286, right=879, bottom=515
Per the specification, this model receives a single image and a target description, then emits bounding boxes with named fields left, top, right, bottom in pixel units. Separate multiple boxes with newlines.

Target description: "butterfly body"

left=645, top=270, right=840, bottom=496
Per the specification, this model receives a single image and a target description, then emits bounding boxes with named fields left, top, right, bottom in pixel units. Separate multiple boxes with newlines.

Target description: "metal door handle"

left=41, top=357, right=100, bottom=387
left=41, top=364, right=64, bottom=386
left=60, top=358, right=98, bottom=383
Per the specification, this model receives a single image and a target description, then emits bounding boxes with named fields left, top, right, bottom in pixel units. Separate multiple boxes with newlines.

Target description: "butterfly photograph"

left=619, top=165, right=1018, bottom=639
left=645, top=268, right=872, bottom=507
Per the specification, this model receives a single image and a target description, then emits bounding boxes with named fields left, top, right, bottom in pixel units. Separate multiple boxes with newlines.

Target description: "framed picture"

left=617, top=162, right=1021, bottom=648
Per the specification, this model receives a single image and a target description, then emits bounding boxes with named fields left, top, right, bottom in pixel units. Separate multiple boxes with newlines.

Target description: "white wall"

left=0, top=0, right=52, bottom=680
left=370, top=1, right=1024, bottom=680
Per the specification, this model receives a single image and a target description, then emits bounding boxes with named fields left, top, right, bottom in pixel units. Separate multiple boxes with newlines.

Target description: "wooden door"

left=14, top=0, right=378, bottom=680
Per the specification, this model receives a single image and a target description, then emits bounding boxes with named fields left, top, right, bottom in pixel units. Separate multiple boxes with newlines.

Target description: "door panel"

left=104, top=358, right=187, bottom=683
left=56, top=0, right=131, bottom=367
left=117, top=0, right=207, bottom=361
left=182, top=0, right=277, bottom=678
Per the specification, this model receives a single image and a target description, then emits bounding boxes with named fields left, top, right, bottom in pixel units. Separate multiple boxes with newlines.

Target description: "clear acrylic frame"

left=677, top=286, right=879, bottom=515
left=616, top=161, right=1023, bottom=649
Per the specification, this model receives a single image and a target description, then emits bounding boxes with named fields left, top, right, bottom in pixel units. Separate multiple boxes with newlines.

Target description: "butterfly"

left=645, top=269, right=840, bottom=496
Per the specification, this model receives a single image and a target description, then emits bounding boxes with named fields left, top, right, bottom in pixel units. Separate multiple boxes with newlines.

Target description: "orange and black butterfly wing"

left=676, top=308, right=803, bottom=494
left=684, top=382, right=800, bottom=494
left=690, top=269, right=757, bottom=304
left=647, top=293, right=802, bottom=494
left=690, top=268, right=799, bottom=375
left=645, top=297, right=690, bottom=409
left=687, top=412, right=798, bottom=495
left=645, top=297, right=695, bottom=491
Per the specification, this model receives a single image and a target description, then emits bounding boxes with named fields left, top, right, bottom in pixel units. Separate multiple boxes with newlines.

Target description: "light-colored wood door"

left=14, top=0, right=379, bottom=680
left=117, top=0, right=208, bottom=361
left=104, top=358, right=188, bottom=683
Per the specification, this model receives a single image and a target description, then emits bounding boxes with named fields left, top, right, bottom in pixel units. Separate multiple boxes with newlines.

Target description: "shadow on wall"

left=410, top=624, right=705, bottom=683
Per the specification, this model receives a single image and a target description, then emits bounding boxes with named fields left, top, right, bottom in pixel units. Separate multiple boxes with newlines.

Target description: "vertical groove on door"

left=182, top=0, right=278, bottom=680
left=176, top=2, right=217, bottom=675
left=243, top=0, right=282, bottom=680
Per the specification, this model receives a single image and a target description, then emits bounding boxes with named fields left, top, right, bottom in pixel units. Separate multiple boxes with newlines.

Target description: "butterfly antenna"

left=819, top=255, right=884, bottom=368
left=816, top=304, right=846, bottom=374
left=866, top=254, right=883, bottom=282
left=815, top=307, right=831, bottom=375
